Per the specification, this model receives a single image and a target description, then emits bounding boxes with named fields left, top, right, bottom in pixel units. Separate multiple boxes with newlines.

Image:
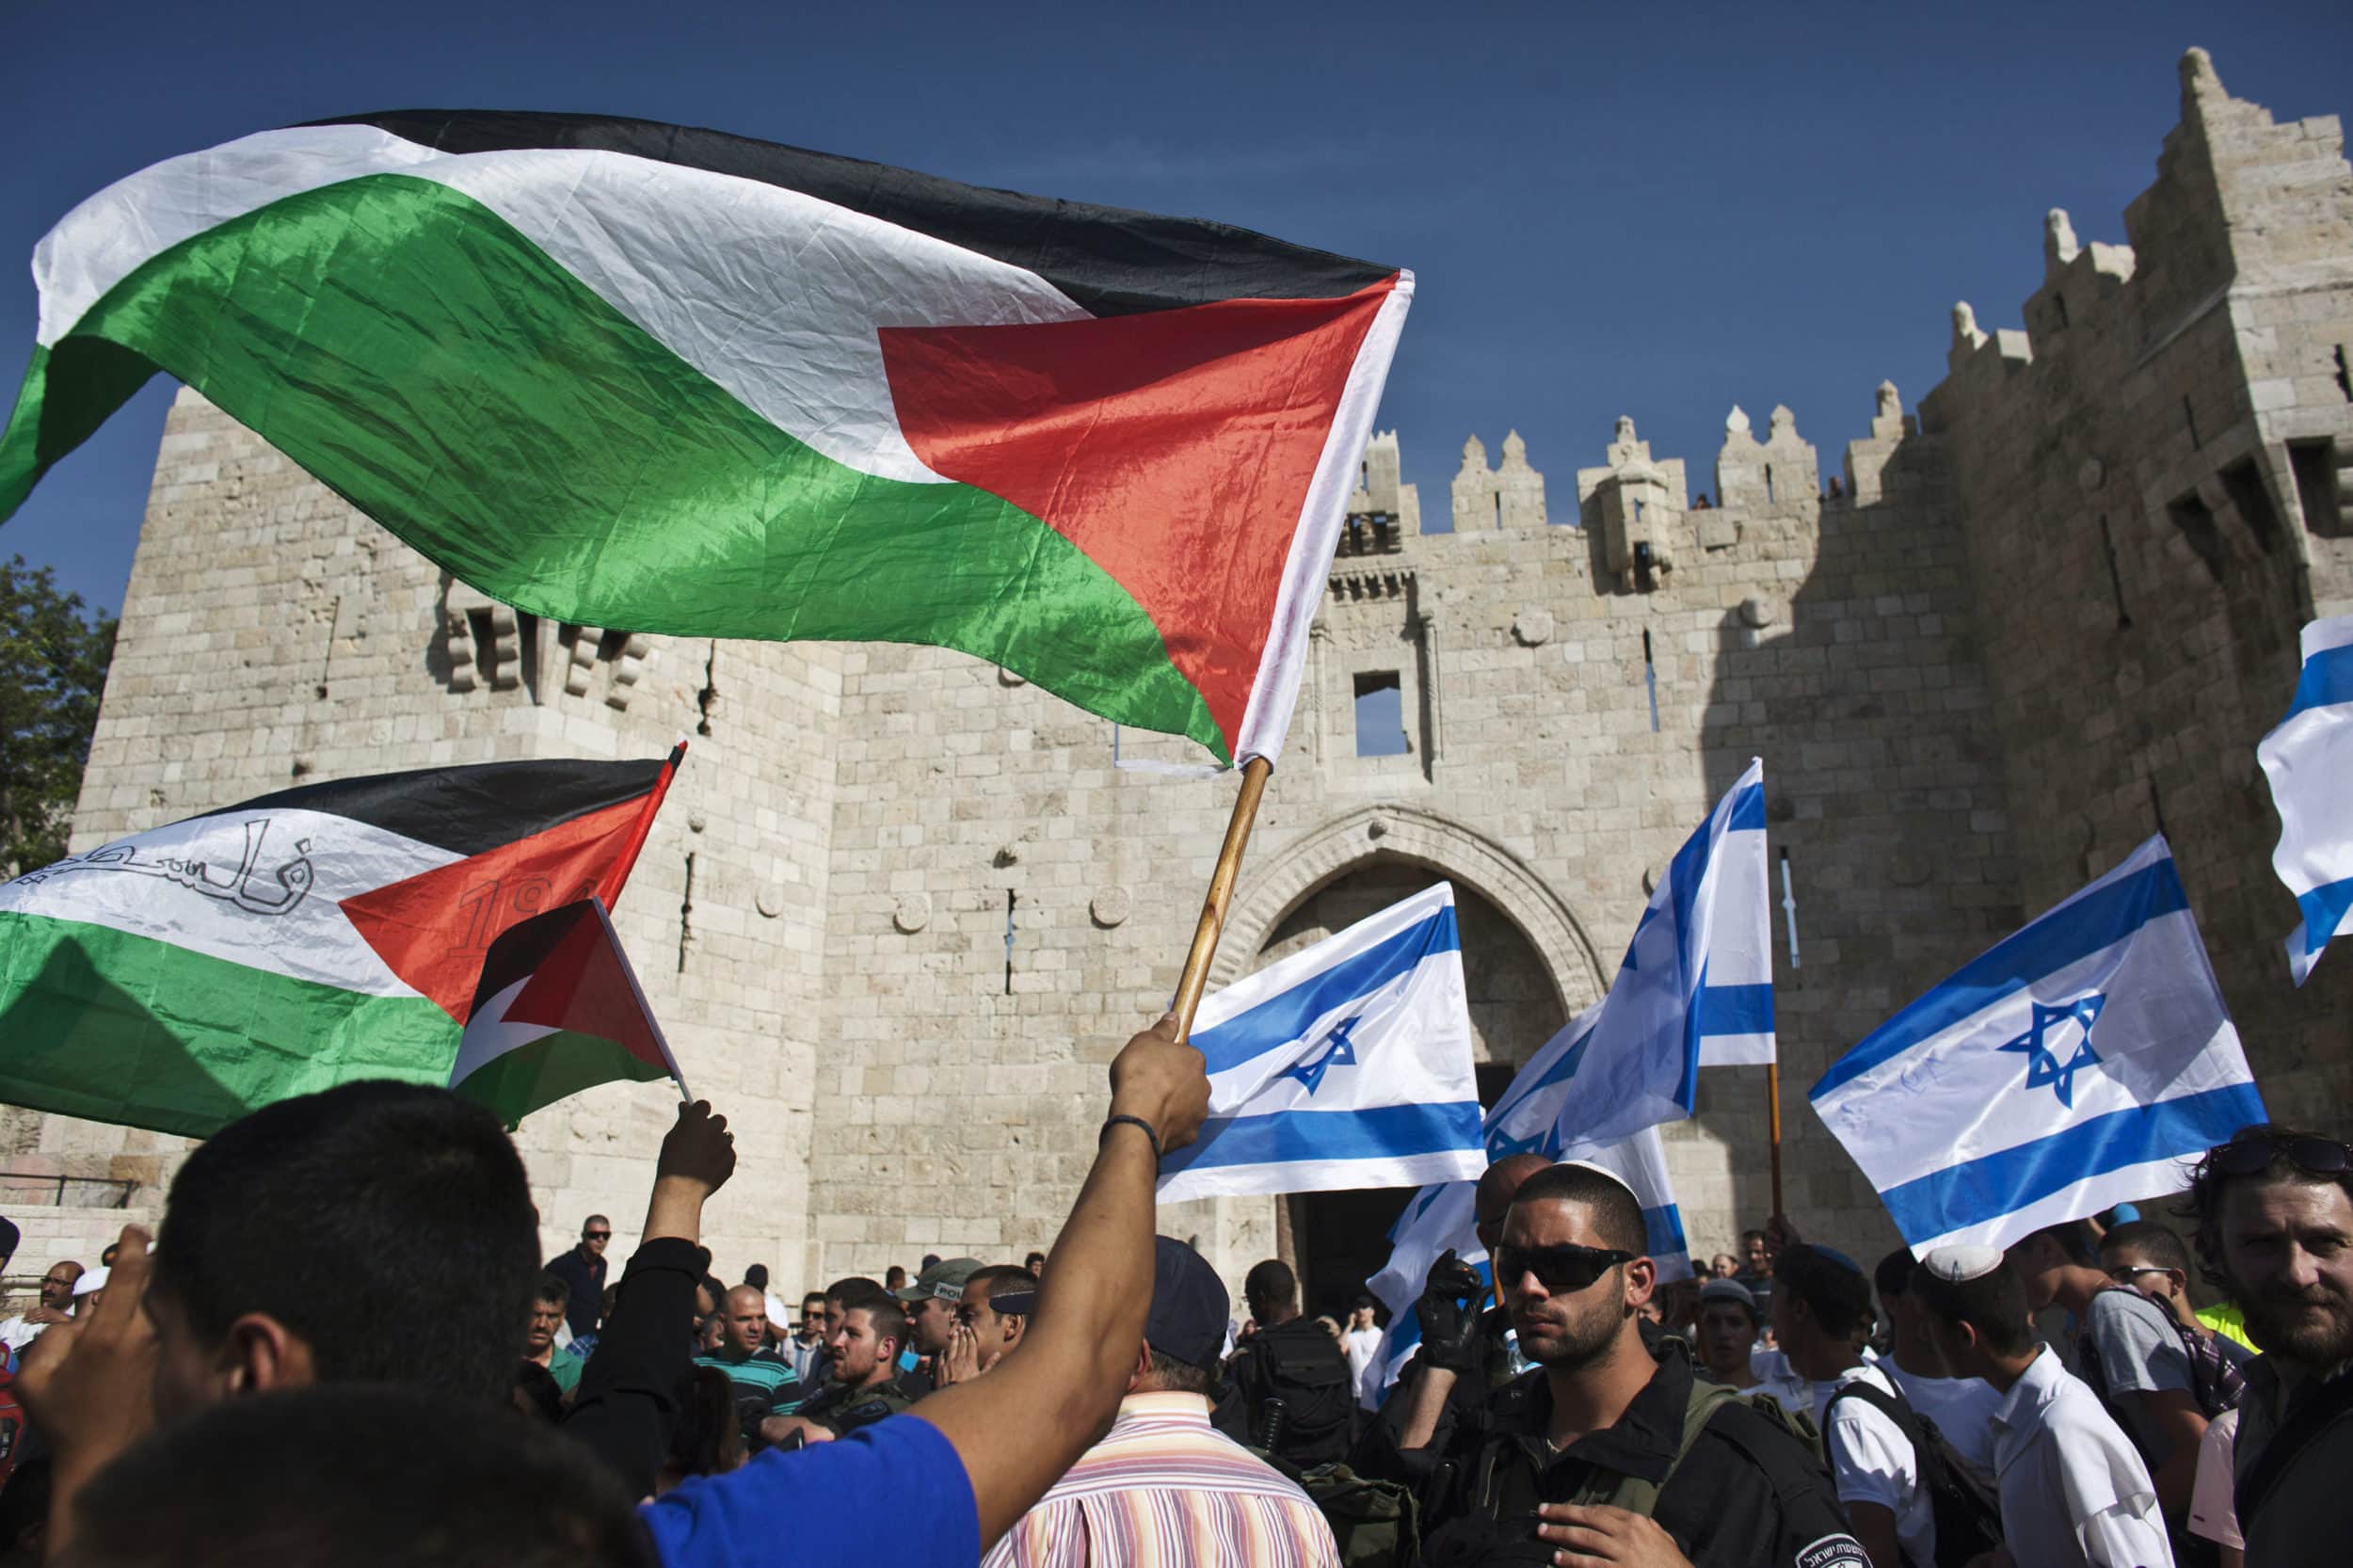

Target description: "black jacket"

left=1363, top=1335, right=1865, bottom=1568
left=560, top=1236, right=706, bottom=1497
left=545, top=1245, right=607, bottom=1341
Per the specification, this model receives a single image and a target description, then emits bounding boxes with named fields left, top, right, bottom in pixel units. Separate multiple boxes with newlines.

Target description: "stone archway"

left=1212, top=803, right=1607, bottom=1017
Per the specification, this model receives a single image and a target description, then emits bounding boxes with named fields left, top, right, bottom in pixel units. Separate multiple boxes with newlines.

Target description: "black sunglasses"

left=584, top=1230, right=613, bottom=1240
left=2211, top=1133, right=2352, bottom=1178
left=1493, top=1243, right=1635, bottom=1294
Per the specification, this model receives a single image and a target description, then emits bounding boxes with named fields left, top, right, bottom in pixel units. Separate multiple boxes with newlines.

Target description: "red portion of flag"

left=341, top=794, right=653, bottom=1022
left=499, top=903, right=671, bottom=1073
left=881, top=278, right=1395, bottom=754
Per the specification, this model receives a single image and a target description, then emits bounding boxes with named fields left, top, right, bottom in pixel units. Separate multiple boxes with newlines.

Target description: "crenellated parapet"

left=1451, top=430, right=1548, bottom=531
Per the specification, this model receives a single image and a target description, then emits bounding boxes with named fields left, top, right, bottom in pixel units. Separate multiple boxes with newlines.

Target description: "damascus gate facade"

left=8, top=52, right=2352, bottom=1311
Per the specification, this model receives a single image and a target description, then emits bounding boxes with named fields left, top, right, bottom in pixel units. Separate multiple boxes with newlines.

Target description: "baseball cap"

left=1144, top=1236, right=1229, bottom=1370
left=894, top=1256, right=984, bottom=1304
left=1698, top=1277, right=1758, bottom=1315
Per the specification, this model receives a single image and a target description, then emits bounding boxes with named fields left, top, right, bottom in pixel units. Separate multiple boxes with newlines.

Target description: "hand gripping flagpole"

left=1170, top=758, right=1275, bottom=1041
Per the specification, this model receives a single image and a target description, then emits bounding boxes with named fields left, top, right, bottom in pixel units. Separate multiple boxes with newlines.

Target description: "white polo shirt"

left=1886, top=1356, right=2004, bottom=1485
left=1987, top=1345, right=2175, bottom=1568
left=1754, top=1363, right=1936, bottom=1568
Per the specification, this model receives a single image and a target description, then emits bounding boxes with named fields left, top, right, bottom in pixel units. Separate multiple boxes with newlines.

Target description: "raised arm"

left=911, top=1016, right=1209, bottom=1548
left=563, top=1099, right=736, bottom=1495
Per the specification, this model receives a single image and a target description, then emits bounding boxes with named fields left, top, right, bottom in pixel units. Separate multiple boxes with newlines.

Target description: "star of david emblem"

left=1485, top=1125, right=1546, bottom=1160
left=1997, top=993, right=2107, bottom=1110
left=1285, top=1015, right=1362, bottom=1096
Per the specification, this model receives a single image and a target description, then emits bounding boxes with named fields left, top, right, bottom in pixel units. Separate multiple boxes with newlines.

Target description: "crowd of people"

left=0, top=1019, right=2343, bottom=1568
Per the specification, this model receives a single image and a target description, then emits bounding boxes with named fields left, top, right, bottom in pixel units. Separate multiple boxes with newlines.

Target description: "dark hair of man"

left=2181, top=1123, right=2353, bottom=1292
left=535, top=1271, right=571, bottom=1309
left=742, top=1263, right=769, bottom=1291
left=1025, top=1251, right=1047, bottom=1268
left=1776, top=1246, right=1875, bottom=1339
left=2024, top=1218, right=2101, bottom=1267
left=2099, top=1219, right=2190, bottom=1273
left=801, top=1290, right=826, bottom=1309
left=858, top=1296, right=908, bottom=1354
left=1353, top=1292, right=1376, bottom=1311
left=831, top=1278, right=895, bottom=1317
left=150, top=1080, right=538, bottom=1407
left=1909, top=1258, right=2035, bottom=1357
left=1872, top=1247, right=1914, bottom=1304
left=824, top=1275, right=880, bottom=1303
left=666, top=1366, right=747, bottom=1484
left=1738, top=1228, right=1768, bottom=1248
left=68, top=1385, right=657, bottom=1568
left=1508, top=1162, right=1647, bottom=1256
left=968, top=1264, right=1037, bottom=1309
left=1244, top=1259, right=1297, bottom=1317
left=1145, top=1347, right=1211, bottom=1394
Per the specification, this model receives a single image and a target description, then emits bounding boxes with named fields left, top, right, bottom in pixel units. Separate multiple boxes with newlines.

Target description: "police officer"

left=1361, top=1162, right=1866, bottom=1568
left=762, top=1283, right=916, bottom=1442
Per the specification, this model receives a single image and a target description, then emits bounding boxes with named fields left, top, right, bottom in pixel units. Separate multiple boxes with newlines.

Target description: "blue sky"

left=4, top=0, right=2346, bottom=614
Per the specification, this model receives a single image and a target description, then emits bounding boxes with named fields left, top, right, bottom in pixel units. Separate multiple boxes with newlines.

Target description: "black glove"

left=1417, top=1248, right=1484, bottom=1374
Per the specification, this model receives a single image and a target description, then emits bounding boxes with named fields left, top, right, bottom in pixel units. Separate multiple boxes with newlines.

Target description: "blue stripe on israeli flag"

left=2259, top=615, right=2353, bottom=985
left=1811, top=835, right=2266, bottom=1255
left=1156, top=882, right=1484, bottom=1203
left=1546, top=758, right=1777, bottom=1156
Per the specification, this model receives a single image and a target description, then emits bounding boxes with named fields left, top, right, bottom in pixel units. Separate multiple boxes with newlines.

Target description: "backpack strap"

left=2236, top=1368, right=2353, bottom=1531
left=1572, top=1374, right=1744, bottom=1517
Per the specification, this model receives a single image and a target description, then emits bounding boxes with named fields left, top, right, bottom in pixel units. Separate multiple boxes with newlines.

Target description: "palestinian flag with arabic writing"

left=0, top=751, right=679, bottom=1136
left=0, top=113, right=1414, bottom=765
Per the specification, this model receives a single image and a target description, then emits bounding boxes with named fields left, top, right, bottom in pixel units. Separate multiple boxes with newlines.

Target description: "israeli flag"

left=1545, top=758, right=1776, bottom=1155
left=1156, top=883, right=1484, bottom=1202
left=1811, top=836, right=2266, bottom=1256
left=2258, top=614, right=2353, bottom=985
left=1356, top=997, right=1694, bottom=1405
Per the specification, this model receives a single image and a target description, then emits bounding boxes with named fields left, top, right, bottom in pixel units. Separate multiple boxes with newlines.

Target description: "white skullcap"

left=1920, top=1244, right=2003, bottom=1283
left=1553, top=1160, right=1641, bottom=1205
left=72, top=1266, right=108, bottom=1298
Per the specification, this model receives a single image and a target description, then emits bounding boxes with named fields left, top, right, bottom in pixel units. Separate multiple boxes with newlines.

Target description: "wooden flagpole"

left=1766, top=1060, right=1785, bottom=1219
left=1170, top=758, right=1274, bottom=1041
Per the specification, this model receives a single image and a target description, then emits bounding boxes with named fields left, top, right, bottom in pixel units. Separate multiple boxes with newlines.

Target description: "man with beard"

left=2182, top=1125, right=2353, bottom=1562
left=1369, top=1162, right=1865, bottom=1568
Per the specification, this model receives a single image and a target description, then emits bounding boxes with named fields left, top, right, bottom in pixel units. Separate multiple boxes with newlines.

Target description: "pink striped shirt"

left=984, top=1391, right=1342, bottom=1568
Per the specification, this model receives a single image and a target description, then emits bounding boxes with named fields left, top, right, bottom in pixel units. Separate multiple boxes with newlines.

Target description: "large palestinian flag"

left=0, top=751, right=680, bottom=1136
left=0, top=114, right=1414, bottom=765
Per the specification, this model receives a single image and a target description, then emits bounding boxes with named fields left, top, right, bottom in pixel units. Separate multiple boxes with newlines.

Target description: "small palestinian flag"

left=0, top=749, right=681, bottom=1136
left=454, top=896, right=682, bottom=1127
left=0, top=114, right=1414, bottom=766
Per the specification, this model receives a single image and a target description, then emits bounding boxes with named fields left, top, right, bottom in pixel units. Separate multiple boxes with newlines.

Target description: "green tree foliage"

left=1, top=556, right=118, bottom=877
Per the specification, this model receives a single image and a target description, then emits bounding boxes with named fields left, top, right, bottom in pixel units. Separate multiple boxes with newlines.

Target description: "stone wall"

left=1922, top=49, right=2353, bottom=1128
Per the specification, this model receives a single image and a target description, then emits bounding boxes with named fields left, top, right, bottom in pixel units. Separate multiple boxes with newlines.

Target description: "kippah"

left=1554, top=1160, right=1641, bottom=1204
left=1921, top=1243, right=2004, bottom=1283
left=1699, top=1277, right=1757, bottom=1310
left=1813, top=1245, right=1864, bottom=1274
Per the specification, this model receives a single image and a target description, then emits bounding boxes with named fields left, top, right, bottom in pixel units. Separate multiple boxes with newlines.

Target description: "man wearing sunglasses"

left=549, top=1214, right=616, bottom=1342
left=1371, top=1161, right=1865, bottom=1568
left=2182, top=1124, right=2353, bottom=1564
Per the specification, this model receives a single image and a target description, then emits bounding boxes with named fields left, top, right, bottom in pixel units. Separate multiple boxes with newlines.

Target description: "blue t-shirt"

left=642, top=1410, right=979, bottom=1567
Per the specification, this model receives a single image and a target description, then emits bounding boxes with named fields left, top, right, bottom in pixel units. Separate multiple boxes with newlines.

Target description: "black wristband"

left=1100, top=1113, right=1163, bottom=1161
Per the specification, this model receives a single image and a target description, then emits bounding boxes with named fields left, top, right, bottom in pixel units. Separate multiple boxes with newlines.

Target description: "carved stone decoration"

left=1740, top=596, right=1778, bottom=630
left=756, top=886, right=786, bottom=919
left=607, top=634, right=652, bottom=710
left=564, top=625, right=604, bottom=696
left=1513, top=609, right=1553, bottom=647
left=1090, top=888, right=1131, bottom=928
left=893, top=893, right=932, bottom=934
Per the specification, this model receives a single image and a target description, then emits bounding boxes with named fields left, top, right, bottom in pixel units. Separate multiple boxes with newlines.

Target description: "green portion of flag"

left=2, top=173, right=1222, bottom=758
left=0, top=911, right=458, bottom=1139
left=452, top=1029, right=673, bottom=1129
